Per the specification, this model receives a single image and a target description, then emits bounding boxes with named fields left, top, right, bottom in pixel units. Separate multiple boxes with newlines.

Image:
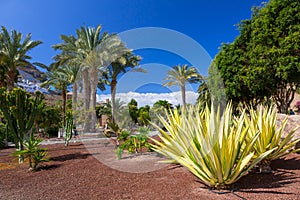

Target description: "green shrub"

left=116, top=131, right=152, bottom=159
left=151, top=103, right=273, bottom=189
left=46, top=126, right=59, bottom=137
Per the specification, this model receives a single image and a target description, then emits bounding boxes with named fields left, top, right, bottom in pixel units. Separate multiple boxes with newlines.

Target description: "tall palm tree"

left=104, top=51, right=143, bottom=123
left=52, top=25, right=109, bottom=132
left=53, top=25, right=129, bottom=132
left=63, top=64, right=80, bottom=110
left=41, top=67, right=70, bottom=125
left=0, top=26, right=42, bottom=91
left=163, top=64, right=202, bottom=107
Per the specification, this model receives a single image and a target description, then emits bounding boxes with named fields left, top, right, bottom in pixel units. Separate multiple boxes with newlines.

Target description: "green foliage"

left=0, top=88, right=43, bottom=163
left=137, top=126, right=150, bottom=134
left=104, top=121, right=122, bottom=138
left=163, top=64, right=202, bottom=107
left=11, top=132, right=48, bottom=171
left=96, top=103, right=111, bottom=119
left=245, top=105, right=300, bottom=172
left=138, top=105, right=151, bottom=126
left=39, top=105, right=62, bottom=137
left=0, top=26, right=42, bottom=91
left=214, top=0, right=300, bottom=112
left=128, top=99, right=139, bottom=124
left=0, top=125, right=4, bottom=148
left=151, top=103, right=273, bottom=189
left=116, top=130, right=152, bottom=159
left=64, top=111, right=73, bottom=146
left=150, top=100, right=173, bottom=129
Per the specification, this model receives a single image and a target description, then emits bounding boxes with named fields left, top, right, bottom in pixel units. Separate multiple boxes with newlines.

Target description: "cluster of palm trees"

left=43, top=25, right=143, bottom=132
left=1, top=25, right=206, bottom=133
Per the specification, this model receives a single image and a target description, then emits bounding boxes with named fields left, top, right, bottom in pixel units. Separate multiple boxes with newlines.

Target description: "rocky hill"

left=18, top=64, right=47, bottom=82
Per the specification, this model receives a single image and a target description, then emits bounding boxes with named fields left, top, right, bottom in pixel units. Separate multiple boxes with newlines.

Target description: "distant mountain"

left=18, top=64, right=47, bottom=83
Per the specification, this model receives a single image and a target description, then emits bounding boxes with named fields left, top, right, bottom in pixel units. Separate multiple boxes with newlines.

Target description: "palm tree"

left=41, top=67, right=70, bottom=125
left=63, top=64, right=80, bottom=110
left=52, top=25, right=109, bottom=132
left=0, top=26, right=42, bottom=91
left=104, top=51, right=143, bottom=123
left=163, top=64, right=202, bottom=107
left=52, top=25, right=128, bottom=132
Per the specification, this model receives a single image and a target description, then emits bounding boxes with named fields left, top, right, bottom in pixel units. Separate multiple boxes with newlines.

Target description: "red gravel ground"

left=1, top=141, right=300, bottom=200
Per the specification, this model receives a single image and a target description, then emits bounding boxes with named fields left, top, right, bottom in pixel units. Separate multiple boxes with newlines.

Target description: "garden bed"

left=0, top=141, right=299, bottom=200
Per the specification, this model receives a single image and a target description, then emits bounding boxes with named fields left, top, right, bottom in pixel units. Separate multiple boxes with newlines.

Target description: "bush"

left=151, top=103, right=273, bottom=189
left=245, top=105, right=300, bottom=173
left=46, top=126, right=59, bottom=137
left=0, top=130, right=4, bottom=148
left=116, top=130, right=152, bottom=159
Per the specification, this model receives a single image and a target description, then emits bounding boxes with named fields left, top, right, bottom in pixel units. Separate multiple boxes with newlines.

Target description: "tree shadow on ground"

left=236, top=169, right=297, bottom=189
left=37, top=164, right=62, bottom=171
left=50, top=153, right=92, bottom=162
left=271, top=156, right=300, bottom=170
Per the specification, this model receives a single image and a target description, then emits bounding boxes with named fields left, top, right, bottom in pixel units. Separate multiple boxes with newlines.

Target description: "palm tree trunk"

left=111, top=79, right=117, bottom=123
left=89, top=67, right=98, bottom=132
left=82, top=69, right=91, bottom=132
left=72, top=83, right=78, bottom=110
left=181, top=85, right=186, bottom=108
left=62, top=88, right=67, bottom=126
left=72, top=83, right=78, bottom=127
left=6, top=69, right=16, bottom=92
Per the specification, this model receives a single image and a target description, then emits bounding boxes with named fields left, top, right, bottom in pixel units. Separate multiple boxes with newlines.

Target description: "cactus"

left=0, top=88, right=43, bottom=163
left=64, top=111, right=73, bottom=146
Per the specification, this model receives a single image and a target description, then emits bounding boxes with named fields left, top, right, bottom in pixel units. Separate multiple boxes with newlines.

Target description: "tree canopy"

left=214, top=0, right=300, bottom=113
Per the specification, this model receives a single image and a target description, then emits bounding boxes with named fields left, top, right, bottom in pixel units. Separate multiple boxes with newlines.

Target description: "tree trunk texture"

left=273, top=83, right=297, bottom=113
left=72, top=83, right=78, bottom=127
left=6, top=69, right=17, bottom=92
left=82, top=69, right=92, bottom=132
left=62, top=88, right=67, bottom=126
left=89, top=67, right=98, bottom=133
left=181, top=84, right=186, bottom=108
left=111, top=79, right=117, bottom=123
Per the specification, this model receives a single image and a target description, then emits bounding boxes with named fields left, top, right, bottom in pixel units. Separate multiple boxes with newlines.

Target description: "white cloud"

left=97, top=91, right=198, bottom=107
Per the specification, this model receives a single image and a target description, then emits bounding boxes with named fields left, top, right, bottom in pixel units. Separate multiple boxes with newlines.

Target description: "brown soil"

left=1, top=140, right=300, bottom=200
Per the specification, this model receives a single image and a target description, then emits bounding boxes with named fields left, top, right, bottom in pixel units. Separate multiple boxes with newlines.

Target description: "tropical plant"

left=163, top=64, right=202, bottom=107
left=150, top=100, right=173, bottom=129
left=39, top=106, right=62, bottom=137
left=137, top=126, right=151, bottom=135
left=64, top=111, right=73, bottom=146
left=11, top=132, right=48, bottom=171
left=0, top=26, right=42, bottom=91
left=138, top=105, right=151, bottom=126
left=245, top=105, right=300, bottom=173
left=41, top=67, right=70, bottom=125
left=103, top=51, right=143, bottom=123
left=53, top=25, right=128, bottom=132
left=128, top=99, right=139, bottom=124
left=116, top=131, right=151, bottom=159
left=0, top=88, right=43, bottom=163
left=151, top=103, right=273, bottom=189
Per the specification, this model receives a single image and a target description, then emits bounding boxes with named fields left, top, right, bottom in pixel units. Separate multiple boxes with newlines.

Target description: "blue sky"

left=0, top=0, right=265, bottom=97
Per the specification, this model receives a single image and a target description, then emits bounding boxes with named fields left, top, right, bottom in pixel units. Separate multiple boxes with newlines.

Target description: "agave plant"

left=245, top=105, right=300, bottom=173
left=151, top=103, right=273, bottom=189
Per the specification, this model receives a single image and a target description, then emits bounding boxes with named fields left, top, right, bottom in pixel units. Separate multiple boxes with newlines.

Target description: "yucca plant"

left=245, top=105, right=300, bottom=173
left=151, top=103, right=273, bottom=189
